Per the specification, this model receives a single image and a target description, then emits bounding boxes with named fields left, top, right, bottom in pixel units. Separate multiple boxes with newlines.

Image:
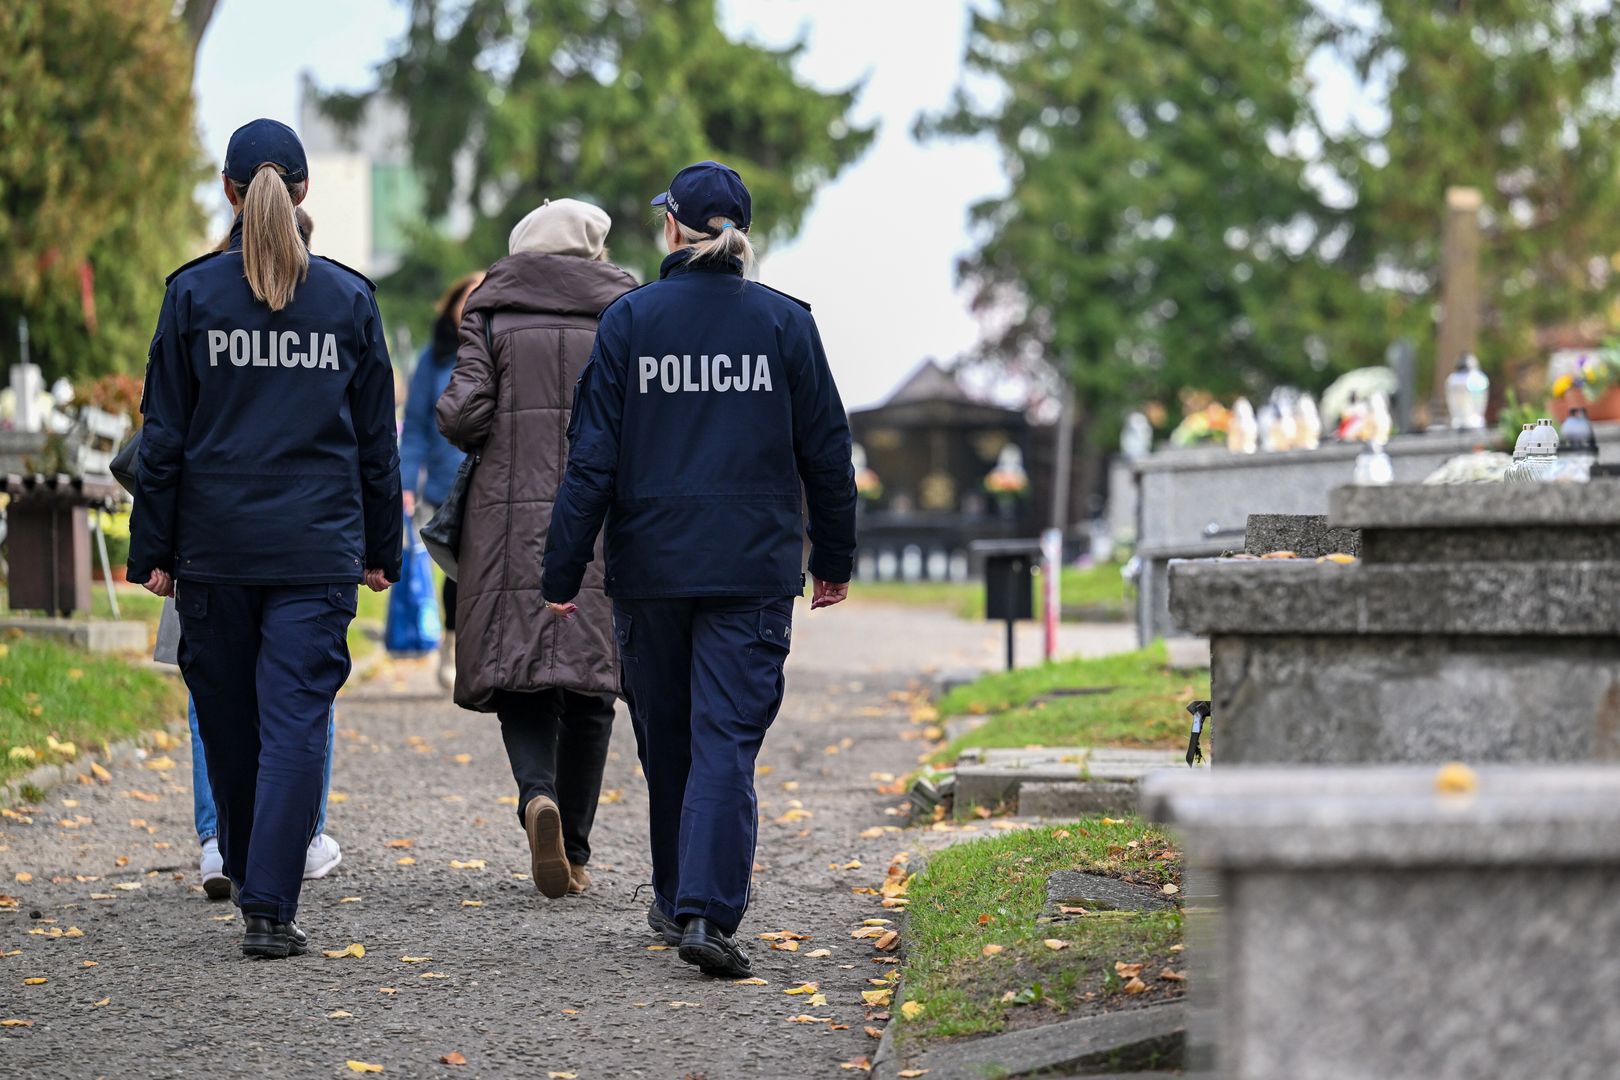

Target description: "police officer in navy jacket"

left=127, top=119, right=402, bottom=959
left=542, top=160, right=857, bottom=978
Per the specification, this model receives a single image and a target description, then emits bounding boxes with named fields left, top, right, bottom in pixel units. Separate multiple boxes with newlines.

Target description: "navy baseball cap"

left=223, top=119, right=308, bottom=185
left=652, top=160, right=751, bottom=232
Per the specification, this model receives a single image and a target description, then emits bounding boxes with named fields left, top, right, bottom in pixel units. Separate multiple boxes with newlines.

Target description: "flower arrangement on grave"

left=852, top=443, right=883, bottom=501
left=1168, top=401, right=1231, bottom=447
left=983, top=445, right=1029, bottom=497
left=1549, top=341, right=1620, bottom=422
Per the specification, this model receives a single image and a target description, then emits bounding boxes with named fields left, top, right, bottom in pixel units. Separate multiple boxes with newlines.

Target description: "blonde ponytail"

left=676, top=216, right=756, bottom=276
left=236, top=165, right=309, bottom=311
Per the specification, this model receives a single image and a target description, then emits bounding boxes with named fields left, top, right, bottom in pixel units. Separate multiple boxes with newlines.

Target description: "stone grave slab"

left=1040, top=870, right=1178, bottom=924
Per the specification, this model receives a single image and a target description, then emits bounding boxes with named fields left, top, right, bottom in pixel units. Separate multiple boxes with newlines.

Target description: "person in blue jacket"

left=127, top=119, right=401, bottom=959
left=541, top=160, right=858, bottom=978
left=399, top=272, right=481, bottom=690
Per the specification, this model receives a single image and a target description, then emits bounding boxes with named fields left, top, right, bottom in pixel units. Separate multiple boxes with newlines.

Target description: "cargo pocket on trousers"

left=175, top=582, right=214, bottom=640
left=751, top=609, right=793, bottom=659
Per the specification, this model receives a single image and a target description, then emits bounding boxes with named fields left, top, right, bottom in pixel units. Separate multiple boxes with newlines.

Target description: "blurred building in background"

left=296, top=74, right=472, bottom=278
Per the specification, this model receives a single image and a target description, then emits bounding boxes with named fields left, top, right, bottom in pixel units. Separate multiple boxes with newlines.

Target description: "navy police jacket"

left=128, top=218, right=404, bottom=586
left=542, top=250, right=857, bottom=602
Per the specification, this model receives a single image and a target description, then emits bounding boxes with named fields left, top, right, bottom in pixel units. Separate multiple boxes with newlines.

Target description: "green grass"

left=1060, top=560, right=1131, bottom=620
left=89, top=585, right=165, bottom=628
left=0, top=635, right=184, bottom=786
left=851, top=562, right=1131, bottom=622
left=348, top=581, right=391, bottom=661
left=933, top=642, right=1207, bottom=760
left=897, top=819, right=1184, bottom=1043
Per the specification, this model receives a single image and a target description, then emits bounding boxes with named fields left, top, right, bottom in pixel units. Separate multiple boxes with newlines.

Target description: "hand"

left=363, top=568, right=391, bottom=592
left=402, top=491, right=416, bottom=517
left=811, top=577, right=849, bottom=610
left=143, top=569, right=175, bottom=598
left=545, top=599, right=578, bottom=620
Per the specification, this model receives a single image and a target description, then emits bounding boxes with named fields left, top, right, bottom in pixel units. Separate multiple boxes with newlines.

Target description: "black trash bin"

left=971, top=538, right=1042, bottom=670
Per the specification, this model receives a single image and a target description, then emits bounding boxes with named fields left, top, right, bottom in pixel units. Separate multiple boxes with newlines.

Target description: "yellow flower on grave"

left=1552, top=374, right=1575, bottom=399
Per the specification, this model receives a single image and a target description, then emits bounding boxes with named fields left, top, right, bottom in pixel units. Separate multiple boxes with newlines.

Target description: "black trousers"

left=496, top=689, right=615, bottom=865
left=442, top=577, right=457, bottom=633
left=614, top=596, right=793, bottom=935
left=176, top=581, right=355, bottom=923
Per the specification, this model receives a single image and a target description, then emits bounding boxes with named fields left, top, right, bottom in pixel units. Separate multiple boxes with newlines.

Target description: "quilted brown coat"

left=435, top=252, right=637, bottom=711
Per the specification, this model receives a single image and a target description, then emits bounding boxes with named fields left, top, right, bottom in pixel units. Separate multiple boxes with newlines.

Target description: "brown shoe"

left=523, top=795, right=570, bottom=899
left=567, top=862, right=591, bottom=895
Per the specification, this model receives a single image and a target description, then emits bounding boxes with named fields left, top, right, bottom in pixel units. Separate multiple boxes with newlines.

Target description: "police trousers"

left=176, top=581, right=356, bottom=923
left=614, top=595, right=794, bottom=935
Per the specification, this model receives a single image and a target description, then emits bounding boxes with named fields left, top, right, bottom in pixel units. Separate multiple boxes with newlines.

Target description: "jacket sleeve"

left=788, top=314, right=858, bottom=584
left=541, top=304, right=628, bottom=604
left=436, top=311, right=498, bottom=452
left=349, top=292, right=404, bottom=581
left=127, top=286, right=191, bottom=584
left=397, top=348, right=432, bottom=496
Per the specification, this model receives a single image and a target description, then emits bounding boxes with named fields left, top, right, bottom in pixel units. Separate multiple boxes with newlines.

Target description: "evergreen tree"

left=0, top=0, right=207, bottom=382
left=1323, top=2, right=1620, bottom=387
left=323, top=0, right=875, bottom=337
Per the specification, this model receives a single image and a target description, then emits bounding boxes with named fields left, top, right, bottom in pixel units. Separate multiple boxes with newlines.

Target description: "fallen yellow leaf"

left=786, top=1014, right=834, bottom=1023
left=1435, top=761, right=1479, bottom=795
left=1114, top=961, right=1144, bottom=978
left=646, top=945, right=670, bottom=952
left=93, top=997, right=110, bottom=1007
left=874, top=930, right=900, bottom=951
left=734, top=977, right=767, bottom=986
left=323, top=943, right=366, bottom=959
left=982, top=944, right=1004, bottom=957
left=1124, top=976, right=1149, bottom=995
left=546, top=1073, right=576, bottom=1079
left=385, top=838, right=414, bottom=849
left=345, top=1063, right=384, bottom=1074
left=440, top=1051, right=467, bottom=1065
left=461, top=900, right=484, bottom=908
left=1042, top=939, right=1069, bottom=951
left=419, top=972, right=448, bottom=980
left=839, top=1058, right=872, bottom=1073
left=327, top=1010, right=354, bottom=1018
left=395, top=857, right=416, bottom=866
left=23, top=978, right=46, bottom=985
left=399, top=955, right=431, bottom=963
left=784, top=981, right=820, bottom=996
left=90, top=762, right=112, bottom=782
left=452, top=754, right=472, bottom=765
left=1, top=1019, right=34, bottom=1027
left=598, top=789, right=623, bottom=804
left=340, top=896, right=363, bottom=903
left=143, top=756, right=176, bottom=770
left=805, top=948, right=832, bottom=958
left=497, top=795, right=519, bottom=806
left=1159, top=968, right=1186, bottom=982
left=328, top=792, right=349, bottom=803
left=861, top=988, right=893, bottom=1007
left=14, top=873, right=31, bottom=883
left=898, top=1071, right=930, bottom=1078
left=900, top=1001, right=924, bottom=1021
left=449, top=860, right=486, bottom=870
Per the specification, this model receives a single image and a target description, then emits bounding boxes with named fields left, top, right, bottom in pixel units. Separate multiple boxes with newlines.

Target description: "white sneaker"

left=200, top=837, right=231, bottom=900
left=304, top=833, right=343, bottom=880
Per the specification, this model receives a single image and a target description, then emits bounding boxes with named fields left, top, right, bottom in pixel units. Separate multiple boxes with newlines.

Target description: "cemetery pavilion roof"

left=852, top=360, right=1025, bottom=429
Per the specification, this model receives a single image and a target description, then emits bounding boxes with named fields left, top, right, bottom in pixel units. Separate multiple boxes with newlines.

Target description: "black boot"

left=242, top=915, right=309, bottom=960
left=647, top=905, right=682, bottom=946
left=678, top=916, right=751, bottom=978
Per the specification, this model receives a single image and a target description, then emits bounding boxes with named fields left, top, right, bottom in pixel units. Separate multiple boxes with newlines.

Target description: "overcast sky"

left=192, top=0, right=1003, bottom=409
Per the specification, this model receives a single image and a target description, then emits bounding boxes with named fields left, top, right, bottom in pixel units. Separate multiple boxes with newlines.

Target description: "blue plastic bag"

left=386, top=514, right=442, bottom=654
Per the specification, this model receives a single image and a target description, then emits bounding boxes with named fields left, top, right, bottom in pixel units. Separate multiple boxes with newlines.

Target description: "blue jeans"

left=190, top=696, right=333, bottom=843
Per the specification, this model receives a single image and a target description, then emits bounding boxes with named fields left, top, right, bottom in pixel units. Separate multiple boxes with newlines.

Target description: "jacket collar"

left=659, top=248, right=744, bottom=280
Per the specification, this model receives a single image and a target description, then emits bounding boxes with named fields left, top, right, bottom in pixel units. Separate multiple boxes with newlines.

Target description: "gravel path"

left=0, top=605, right=1132, bottom=1079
